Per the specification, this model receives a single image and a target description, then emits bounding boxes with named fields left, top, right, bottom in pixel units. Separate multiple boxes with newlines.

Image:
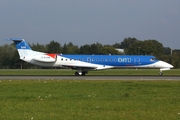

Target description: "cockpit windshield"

left=150, top=57, right=158, bottom=62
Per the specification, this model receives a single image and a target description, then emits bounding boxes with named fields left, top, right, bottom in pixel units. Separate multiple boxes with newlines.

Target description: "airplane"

left=7, top=38, right=173, bottom=76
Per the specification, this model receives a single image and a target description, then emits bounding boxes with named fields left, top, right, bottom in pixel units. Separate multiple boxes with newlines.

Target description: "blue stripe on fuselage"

left=59, top=54, right=158, bottom=67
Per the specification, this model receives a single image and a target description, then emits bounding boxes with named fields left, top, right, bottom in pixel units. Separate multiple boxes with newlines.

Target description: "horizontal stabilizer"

left=6, top=38, right=25, bottom=41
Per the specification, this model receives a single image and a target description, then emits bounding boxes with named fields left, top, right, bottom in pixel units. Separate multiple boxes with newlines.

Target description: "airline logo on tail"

left=6, top=38, right=32, bottom=50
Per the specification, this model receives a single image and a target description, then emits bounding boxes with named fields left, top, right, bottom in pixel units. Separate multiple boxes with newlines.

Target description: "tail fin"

left=7, top=38, right=32, bottom=50
left=7, top=38, right=34, bottom=59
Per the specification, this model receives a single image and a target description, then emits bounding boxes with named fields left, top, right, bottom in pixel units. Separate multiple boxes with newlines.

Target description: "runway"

left=0, top=75, right=180, bottom=80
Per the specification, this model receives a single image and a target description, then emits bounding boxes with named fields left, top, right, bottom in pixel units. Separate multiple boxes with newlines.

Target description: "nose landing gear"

left=159, top=68, right=171, bottom=76
left=159, top=71, right=163, bottom=76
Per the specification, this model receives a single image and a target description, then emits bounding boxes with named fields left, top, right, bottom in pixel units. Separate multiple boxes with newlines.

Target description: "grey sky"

left=1, top=0, right=180, bottom=49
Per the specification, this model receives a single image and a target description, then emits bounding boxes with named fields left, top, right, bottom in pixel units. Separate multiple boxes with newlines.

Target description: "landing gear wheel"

left=75, top=72, right=80, bottom=76
left=75, top=71, right=88, bottom=76
left=82, top=71, right=88, bottom=76
left=159, top=72, right=163, bottom=76
left=82, top=72, right=86, bottom=76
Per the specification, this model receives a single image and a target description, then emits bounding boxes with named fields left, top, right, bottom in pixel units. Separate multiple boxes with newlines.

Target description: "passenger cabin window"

left=128, top=58, right=131, bottom=62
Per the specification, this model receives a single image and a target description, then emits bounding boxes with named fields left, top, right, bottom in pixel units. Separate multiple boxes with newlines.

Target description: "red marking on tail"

left=46, top=54, right=57, bottom=58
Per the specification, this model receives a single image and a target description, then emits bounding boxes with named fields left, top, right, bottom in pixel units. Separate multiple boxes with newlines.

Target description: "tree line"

left=0, top=37, right=180, bottom=69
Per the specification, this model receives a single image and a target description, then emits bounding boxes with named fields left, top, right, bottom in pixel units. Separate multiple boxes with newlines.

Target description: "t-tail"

left=6, top=38, right=45, bottom=62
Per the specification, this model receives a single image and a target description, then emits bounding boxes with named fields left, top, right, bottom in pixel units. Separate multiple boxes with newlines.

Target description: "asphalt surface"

left=0, top=75, right=180, bottom=80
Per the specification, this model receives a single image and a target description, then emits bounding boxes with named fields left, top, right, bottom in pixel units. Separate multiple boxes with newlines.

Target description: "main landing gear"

left=75, top=71, right=88, bottom=76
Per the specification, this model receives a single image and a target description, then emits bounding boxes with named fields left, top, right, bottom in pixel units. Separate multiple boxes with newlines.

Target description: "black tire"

left=75, top=72, right=80, bottom=76
left=159, top=72, right=163, bottom=76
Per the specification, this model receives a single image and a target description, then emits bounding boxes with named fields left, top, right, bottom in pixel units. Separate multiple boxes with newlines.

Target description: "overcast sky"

left=1, top=0, right=180, bottom=49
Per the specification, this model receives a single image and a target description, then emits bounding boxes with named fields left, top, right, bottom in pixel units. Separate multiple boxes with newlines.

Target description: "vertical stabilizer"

left=7, top=38, right=34, bottom=60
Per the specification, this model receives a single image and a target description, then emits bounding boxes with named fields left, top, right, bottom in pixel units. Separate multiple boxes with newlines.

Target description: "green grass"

left=0, top=69, right=179, bottom=76
left=0, top=80, right=180, bottom=120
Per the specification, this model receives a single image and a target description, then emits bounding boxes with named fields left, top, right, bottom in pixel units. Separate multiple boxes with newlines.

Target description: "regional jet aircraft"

left=7, top=38, right=173, bottom=76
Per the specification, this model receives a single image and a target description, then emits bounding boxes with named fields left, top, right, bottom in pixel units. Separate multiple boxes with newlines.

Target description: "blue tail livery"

left=7, top=38, right=173, bottom=76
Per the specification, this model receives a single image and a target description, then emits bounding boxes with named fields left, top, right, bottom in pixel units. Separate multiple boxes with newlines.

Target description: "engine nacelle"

left=32, top=54, right=57, bottom=62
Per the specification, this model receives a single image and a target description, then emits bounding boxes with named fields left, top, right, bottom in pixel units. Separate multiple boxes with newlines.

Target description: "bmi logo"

left=21, top=46, right=26, bottom=49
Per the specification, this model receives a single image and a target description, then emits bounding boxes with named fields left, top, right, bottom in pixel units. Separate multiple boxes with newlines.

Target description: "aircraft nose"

left=157, top=61, right=174, bottom=68
left=169, top=63, right=174, bottom=68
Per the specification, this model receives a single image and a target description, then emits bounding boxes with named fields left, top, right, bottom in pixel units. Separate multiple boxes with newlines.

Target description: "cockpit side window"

left=154, top=57, right=158, bottom=60
left=150, top=57, right=158, bottom=62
